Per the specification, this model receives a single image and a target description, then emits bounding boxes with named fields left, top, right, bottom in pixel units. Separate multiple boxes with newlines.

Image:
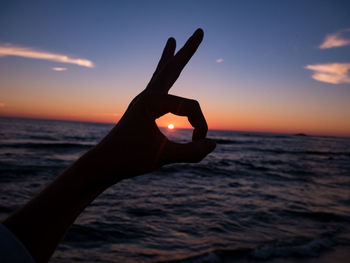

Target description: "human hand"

left=2, top=30, right=216, bottom=263
left=87, top=28, right=216, bottom=184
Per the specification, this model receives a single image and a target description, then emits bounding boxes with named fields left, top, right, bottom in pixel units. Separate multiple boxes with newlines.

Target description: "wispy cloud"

left=305, top=63, right=350, bottom=84
left=0, top=43, right=94, bottom=68
left=216, top=58, right=224, bottom=63
left=319, top=28, right=350, bottom=49
left=52, top=67, right=67, bottom=71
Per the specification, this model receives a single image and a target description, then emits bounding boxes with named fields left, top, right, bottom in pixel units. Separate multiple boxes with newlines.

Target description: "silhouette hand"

left=2, top=29, right=216, bottom=263
left=88, top=29, right=216, bottom=183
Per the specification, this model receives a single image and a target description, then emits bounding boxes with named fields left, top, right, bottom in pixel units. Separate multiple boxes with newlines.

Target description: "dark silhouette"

left=2, top=28, right=216, bottom=263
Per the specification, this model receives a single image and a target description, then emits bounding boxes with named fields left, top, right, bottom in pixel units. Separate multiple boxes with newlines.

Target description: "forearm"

left=3, top=150, right=111, bottom=263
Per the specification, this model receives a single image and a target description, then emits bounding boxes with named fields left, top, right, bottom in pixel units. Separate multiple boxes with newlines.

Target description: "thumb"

left=164, top=138, right=216, bottom=164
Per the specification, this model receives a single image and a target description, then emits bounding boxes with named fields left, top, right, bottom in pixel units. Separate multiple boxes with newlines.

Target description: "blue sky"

left=1, top=0, right=350, bottom=135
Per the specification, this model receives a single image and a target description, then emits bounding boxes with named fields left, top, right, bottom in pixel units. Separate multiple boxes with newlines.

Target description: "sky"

left=1, top=0, right=350, bottom=137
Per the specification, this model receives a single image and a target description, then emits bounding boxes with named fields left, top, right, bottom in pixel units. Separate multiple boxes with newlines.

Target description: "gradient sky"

left=1, top=0, right=350, bottom=136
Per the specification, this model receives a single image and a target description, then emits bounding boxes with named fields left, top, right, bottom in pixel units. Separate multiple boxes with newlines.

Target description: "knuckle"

left=189, top=99, right=200, bottom=109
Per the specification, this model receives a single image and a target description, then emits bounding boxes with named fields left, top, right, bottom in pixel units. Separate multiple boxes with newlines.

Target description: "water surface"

left=1, top=117, right=349, bottom=262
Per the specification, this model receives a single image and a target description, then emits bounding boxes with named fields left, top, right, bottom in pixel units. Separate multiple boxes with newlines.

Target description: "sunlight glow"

left=168, top=124, right=174, bottom=130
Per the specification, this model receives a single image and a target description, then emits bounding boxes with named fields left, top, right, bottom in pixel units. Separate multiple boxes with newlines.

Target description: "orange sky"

left=1, top=2, right=350, bottom=138
left=1, top=101, right=349, bottom=137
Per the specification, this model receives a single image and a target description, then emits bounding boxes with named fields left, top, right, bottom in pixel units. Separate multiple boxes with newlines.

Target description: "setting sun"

left=168, top=124, right=174, bottom=130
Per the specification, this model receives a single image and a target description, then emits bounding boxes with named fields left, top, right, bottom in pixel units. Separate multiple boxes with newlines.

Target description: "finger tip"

left=195, top=28, right=204, bottom=39
left=196, top=28, right=204, bottom=34
left=167, top=37, right=176, bottom=46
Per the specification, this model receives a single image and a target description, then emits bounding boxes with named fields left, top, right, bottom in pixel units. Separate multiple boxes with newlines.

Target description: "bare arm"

left=3, top=28, right=216, bottom=263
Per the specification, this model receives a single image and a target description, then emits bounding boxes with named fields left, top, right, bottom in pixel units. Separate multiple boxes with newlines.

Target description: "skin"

left=3, top=28, right=216, bottom=263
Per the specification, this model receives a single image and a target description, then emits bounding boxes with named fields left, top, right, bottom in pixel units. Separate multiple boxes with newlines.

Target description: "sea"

left=0, top=117, right=350, bottom=263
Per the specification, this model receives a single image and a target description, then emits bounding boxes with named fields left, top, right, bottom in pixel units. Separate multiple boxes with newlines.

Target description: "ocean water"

left=0, top=117, right=350, bottom=263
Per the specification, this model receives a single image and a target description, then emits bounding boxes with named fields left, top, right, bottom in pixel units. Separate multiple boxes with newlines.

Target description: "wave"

left=244, top=147, right=350, bottom=157
left=28, top=135, right=59, bottom=141
left=162, top=237, right=335, bottom=263
left=282, top=210, right=350, bottom=223
left=251, top=236, right=335, bottom=259
left=126, top=206, right=167, bottom=217
left=234, top=160, right=270, bottom=171
left=214, top=140, right=350, bottom=157
left=215, top=138, right=263, bottom=145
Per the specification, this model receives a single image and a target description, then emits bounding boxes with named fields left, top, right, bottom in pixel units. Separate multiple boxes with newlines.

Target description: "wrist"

left=73, top=146, right=122, bottom=189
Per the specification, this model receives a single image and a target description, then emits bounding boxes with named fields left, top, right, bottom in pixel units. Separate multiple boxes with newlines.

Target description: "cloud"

left=0, top=43, right=94, bottom=68
left=319, top=28, right=350, bottom=49
left=216, top=58, right=224, bottom=63
left=305, top=63, right=350, bottom=84
left=52, top=67, right=67, bottom=71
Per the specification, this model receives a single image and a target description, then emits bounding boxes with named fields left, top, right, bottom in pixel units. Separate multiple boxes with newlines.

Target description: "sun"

left=168, top=124, right=174, bottom=130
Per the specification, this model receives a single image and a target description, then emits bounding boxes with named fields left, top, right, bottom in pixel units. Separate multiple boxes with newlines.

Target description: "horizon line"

left=0, top=115, right=349, bottom=139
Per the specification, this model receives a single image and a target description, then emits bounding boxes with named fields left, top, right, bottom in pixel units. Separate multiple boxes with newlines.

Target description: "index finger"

left=154, top=28, right=204, bottom=93
left=148, top=37, right=176, bottom=85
